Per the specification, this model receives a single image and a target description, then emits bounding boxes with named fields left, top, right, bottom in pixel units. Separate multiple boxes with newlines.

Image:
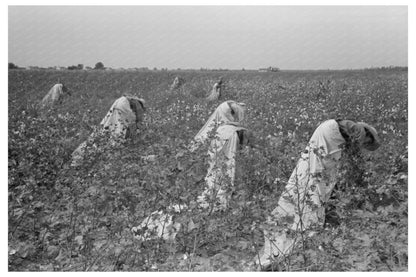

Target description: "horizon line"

left=8, top=64, right=408, bottom=72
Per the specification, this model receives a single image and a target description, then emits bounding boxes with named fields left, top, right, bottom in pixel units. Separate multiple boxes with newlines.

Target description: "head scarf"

left=193, top=100, right=246, bottom=144
left=100, top=96, right=145, bottom=139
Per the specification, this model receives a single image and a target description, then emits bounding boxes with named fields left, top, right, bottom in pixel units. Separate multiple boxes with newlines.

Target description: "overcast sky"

left=8, top=5, right=407, bottom=70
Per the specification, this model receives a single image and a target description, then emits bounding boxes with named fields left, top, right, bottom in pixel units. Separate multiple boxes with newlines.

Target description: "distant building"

left=259, top=66, right=280, bottom=72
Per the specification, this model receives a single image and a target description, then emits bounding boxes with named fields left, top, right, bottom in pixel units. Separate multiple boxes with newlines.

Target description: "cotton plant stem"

left=188, top=232, right=199, bottom=271
left=295, top=174, right=307, bottom=268
left=85, top=244, right=110, bottom=271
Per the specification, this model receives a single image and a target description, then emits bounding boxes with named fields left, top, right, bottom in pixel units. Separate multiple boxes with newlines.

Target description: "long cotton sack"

left=259, top=119, right=346, bottom=266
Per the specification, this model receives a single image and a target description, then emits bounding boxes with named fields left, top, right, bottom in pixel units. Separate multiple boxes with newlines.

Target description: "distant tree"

left=85, top=66, right=92, bottom=70
left=9, top=62, right=19, bottom=69
left=94, top=62, right=105, bottom=70
left=77, top=64, right=84, bottom=70
left=67, top=65, right=78, bottom=70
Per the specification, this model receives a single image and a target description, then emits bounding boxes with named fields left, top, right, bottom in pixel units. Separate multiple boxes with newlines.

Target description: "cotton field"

left=8, top=68, right=407, bottom=271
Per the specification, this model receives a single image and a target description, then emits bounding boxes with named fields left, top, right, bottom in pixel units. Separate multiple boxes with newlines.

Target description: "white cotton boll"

left=142, top=155, right=156, bottom=162
left=171, top=204, right=187, bottom=213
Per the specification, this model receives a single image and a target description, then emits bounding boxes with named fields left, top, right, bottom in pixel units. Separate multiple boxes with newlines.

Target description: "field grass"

left=8, top=68, right=407, bottom=271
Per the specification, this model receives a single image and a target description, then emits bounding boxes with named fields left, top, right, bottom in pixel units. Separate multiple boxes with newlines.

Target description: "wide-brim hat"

left=357, top=122, right=381, bottom=151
